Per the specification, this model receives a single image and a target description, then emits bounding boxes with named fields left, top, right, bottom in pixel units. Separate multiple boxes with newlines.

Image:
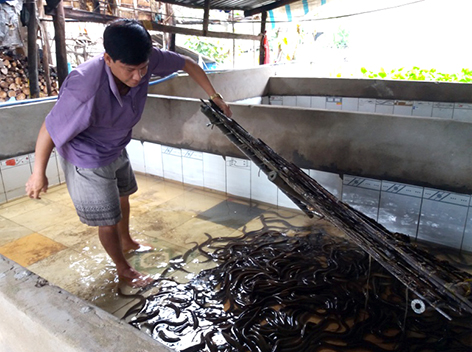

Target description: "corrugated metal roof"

left=159, top=0, right=298, bottom=15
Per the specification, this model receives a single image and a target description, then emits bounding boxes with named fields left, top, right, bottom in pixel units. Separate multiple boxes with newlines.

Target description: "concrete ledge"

left=0, top=255, right=171, bottom=352
left=0, top=100, right=55, bottom=160
left=148, top=65, right=273, bottom=101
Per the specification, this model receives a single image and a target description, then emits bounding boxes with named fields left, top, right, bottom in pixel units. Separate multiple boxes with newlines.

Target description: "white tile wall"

left=378, top=181, right=423, bottom=237
left=296, top=96, right=311, bottom=108
left=203, top=152, right=226, bottom=193
left=311, top=96, right=326, bottom=109
left=29, top=150, right=60, bottom=187
left=161, top=146, right=183, bottom=182
left=462, top=212, right=472, bottom=252
left=226, top=157, right=251, bottom=198
left=417, top=189, right=469, bottom=249
left=182, top=149, right=204, bottom=187
left=358, top=98, right=376, bottom=113
left=277, top=189, right=299, bottom=209
left=235, top=97, right=263, bottom=105
left=453, top=103, right=472, bottom=122
left=0, top=171, right=6, bottom=203
left=250, top=161, right=278, bottom=205
left=412, top=101, right=433, bottom=117
left=277, top=168, right=309, bottom=210
left=143, top=142, right=163, bottom=177
left=309, top=169, right=342, bottom=199
left=341, top=98, right=359, bottom=112
left=126, top=139, right=145, bottom=173
left=269, top=96, right=283, bottom=106
left=326, top=97, right=342, bottom=110
left=342, top=175, right=381, bottom=221
left=1, top=155, right=32, bottom=201
left=393, top=101, right=413, bottom=116
left=282, top=96, right=297, bottom=107
left=121, top=125, right=472, bottom=253
left=432, top=102, right=454, bottom=119
left=375, top=100, right=394, bottom=114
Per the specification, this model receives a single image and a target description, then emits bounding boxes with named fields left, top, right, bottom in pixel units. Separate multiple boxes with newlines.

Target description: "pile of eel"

left=122, top=220, right=472, bottom=351
left=199, top=100, right=472, bottom=318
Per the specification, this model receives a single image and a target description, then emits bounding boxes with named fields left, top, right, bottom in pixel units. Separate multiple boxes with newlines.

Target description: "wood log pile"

left=0, top=50, right=59, bottom=103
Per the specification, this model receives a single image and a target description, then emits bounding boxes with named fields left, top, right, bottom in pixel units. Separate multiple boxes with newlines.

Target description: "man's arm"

left=181, top=56, right=232, bottom=117
left=25, top=122, right=55, bottom=199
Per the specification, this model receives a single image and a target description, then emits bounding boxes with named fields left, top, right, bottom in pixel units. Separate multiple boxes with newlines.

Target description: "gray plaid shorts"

left=59, top=150, right=138, bottom=226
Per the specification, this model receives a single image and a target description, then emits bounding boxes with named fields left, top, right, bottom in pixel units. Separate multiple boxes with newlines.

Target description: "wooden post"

left=165, top=3, right=175, bottom=52
left=52, top=0, right=68, bottom=87
left=203, top=0, right=210, bottom=36
left=259, top=12, right=267, bottom=65
left=133, top=0, right=138, bottom=19
left=37, top=0, right=52, bottom=95
left=39, top=23, right=52, bottom=95
left=27, top=0, right=40, bottom=98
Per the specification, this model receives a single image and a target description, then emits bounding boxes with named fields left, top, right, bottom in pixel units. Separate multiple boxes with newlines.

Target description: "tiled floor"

left=0, top=173, right=325, bottom=318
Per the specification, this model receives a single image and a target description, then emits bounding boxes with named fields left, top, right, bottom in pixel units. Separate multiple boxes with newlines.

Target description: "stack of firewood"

left=0, top=50, right=59, bottom=102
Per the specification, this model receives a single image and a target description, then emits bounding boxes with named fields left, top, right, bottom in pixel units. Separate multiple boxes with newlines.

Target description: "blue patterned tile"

left=182, top=149, right=203, bottom=187
left=417, top=189, right=469, bottom=249
left=412, top=101, right=433, bottom=117
left=432, top=102, right=454, bottom=119
left=226, top=157, right=251, bottom=198
left=342, top=176, right=381, bottom=221
left=161, top=146, right=183, bottom=182
left=378, top=181, right=423, bottom=237
left=375, top=100, right=394, bottom=114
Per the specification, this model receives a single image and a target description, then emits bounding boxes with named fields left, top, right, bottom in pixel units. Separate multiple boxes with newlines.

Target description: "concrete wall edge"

left=0, top=255, right=171, bottom=352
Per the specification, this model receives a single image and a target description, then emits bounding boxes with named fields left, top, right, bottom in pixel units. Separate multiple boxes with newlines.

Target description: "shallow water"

left=121, top=217, right=472, bottom=352
left=2, top=174, right=471, bottom=351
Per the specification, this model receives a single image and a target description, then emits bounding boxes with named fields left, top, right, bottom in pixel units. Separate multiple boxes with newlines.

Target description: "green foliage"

left=183, top=37, right=229, bottom=64
left=360, top=67, right=472, bottom=83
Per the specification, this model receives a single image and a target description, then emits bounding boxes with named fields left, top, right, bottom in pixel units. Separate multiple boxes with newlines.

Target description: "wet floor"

left=0, top=173, right=325, bottom=317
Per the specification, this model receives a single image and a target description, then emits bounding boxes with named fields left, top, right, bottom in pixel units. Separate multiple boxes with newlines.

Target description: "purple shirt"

left=46, top=48, right=185, bottom=168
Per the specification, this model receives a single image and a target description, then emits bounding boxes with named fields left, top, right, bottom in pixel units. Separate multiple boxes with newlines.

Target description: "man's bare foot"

left=122, top=239, right=154, bottom=254
left=119, top=267, right=154, bottom=288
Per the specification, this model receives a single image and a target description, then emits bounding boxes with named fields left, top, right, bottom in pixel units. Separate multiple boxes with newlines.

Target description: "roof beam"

left=244, top=0, right=303, bottom=17
left=62, top=8, right=261, bottom=41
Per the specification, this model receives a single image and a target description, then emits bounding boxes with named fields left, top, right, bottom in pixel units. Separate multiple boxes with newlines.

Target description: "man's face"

left=104, top=53, right=149, bottom=88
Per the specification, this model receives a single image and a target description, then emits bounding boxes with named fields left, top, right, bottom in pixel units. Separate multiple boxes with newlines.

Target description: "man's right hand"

left=25, top=173, right=49, bottom=199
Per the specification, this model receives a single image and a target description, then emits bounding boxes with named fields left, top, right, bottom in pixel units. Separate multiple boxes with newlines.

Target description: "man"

left=25, top=19, right=232, bottom=287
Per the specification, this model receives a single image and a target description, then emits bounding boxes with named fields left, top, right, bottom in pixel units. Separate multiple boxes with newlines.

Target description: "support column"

left=165, top=3, right=175, bottom=52
left=259, top=11, right=267, bottom=65
left=37, top=0, right=52, bottom=95
left=52, top=0, right=68, bottom=87
left=203, top=0, right=209, bottom=36
left=26, top=0, right=40, bottom=98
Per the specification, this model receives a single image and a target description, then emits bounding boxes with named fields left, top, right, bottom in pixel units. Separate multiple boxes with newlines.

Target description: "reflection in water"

left=121, top=216, right=472, bottom=351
